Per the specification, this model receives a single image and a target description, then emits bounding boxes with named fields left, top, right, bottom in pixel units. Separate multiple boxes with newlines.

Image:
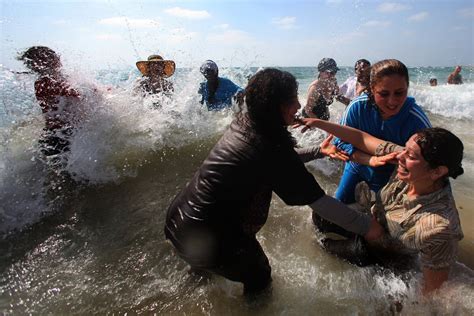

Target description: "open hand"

left=320, top=135, right=349, bottom=161
left=368, top=152, right=398, bottom=167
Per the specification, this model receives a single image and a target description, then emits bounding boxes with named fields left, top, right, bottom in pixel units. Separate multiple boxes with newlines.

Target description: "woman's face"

left=372, top=74, right=408, bottom=119
left=319, top=70, right=336, bottom=80
left=281, top=96, right=301, bottom=125
left=396, top=135, right=434, bottom=184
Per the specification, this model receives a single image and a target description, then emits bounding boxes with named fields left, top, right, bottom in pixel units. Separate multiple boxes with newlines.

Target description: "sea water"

left=1, top=65, right=473, bottom=314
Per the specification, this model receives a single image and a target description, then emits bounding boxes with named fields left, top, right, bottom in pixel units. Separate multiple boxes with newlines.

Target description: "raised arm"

left=298, top=118, right=384, bottom=155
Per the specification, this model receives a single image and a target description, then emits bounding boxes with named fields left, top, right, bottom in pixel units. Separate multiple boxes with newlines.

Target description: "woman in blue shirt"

left=333, top=59, right=432, bottom=204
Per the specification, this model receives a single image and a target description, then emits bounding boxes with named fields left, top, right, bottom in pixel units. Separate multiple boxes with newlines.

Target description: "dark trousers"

left=165, top=226, right=272, bottom=294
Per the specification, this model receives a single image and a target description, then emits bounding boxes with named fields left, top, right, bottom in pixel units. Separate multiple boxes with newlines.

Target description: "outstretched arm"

left=296, top=118, right=385, bottom=155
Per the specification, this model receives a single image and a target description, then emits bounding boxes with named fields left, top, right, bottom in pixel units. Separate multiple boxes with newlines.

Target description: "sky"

left=1, top=0, right=473, bottom=71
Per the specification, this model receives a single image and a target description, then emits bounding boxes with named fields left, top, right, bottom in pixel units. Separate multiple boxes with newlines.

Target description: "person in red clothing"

left=18, top=46, right=80, bottom=158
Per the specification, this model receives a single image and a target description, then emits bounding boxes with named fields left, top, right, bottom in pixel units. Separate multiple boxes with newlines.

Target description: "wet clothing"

left=165, top=115, right=371, bottom=291
left=321, top=142, right=464, bottom=271
left=339, top=76, right=357, bottom=100
left=135, top=77, right=173, bottom=97
left=332, top=93, right=431, bottom=203
left=303, top=94, right=333, bottom=120
left=198, top=77, right=242, bottom=110
left=34, top=75, right=79, bottom=157
left=447, top=73, right=463, bottom=85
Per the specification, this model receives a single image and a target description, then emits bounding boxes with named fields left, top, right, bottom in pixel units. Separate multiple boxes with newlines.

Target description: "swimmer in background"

left=447, top=66, right=463, bottom=85
left=429, top=78, right=438, bottom=86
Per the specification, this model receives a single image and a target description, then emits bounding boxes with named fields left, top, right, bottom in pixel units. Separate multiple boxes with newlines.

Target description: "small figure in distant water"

left=135, top=55, right=175, bottom=96
left=198, top=60, right=244, bottom=110
left=339, top=59, right=371, bottom=101
left=17, top=46, right=80, bottom=159
left=303, top=58, right=350, bottom=120
left=429, top=78, right=438, bottom=86
left=447, top=66, right=463, bottom=85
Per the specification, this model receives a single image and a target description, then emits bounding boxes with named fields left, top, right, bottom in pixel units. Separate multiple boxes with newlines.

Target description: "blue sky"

left=1, top=0, right=473, bottom=70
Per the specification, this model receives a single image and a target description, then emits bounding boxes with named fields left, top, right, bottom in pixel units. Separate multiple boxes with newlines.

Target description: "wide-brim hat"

left=136, top=55, right=176, bottom=78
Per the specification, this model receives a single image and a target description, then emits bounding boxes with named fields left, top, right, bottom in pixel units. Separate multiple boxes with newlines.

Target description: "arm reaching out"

left=295, top=118, right=385, bottom=156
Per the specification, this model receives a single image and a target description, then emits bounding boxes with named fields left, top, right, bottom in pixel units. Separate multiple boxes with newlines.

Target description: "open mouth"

left=397, top=163, right=409, bottom=176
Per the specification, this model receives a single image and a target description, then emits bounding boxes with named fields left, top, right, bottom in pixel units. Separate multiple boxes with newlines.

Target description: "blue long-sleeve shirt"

left=334, top=93, right=432, bottom=174
left=198, top=77, right=243, bottom=111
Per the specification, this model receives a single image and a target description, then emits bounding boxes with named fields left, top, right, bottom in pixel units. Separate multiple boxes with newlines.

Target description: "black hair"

left=17, top=46, right=60, bottom=73
left=354, top=59, right=371, bottom=70
left=415, top=127, right=464, bottom=179
left=241, top=68, right=298, bottom=146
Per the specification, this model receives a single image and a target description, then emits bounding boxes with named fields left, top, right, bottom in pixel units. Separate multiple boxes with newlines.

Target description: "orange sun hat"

left=136, top=55, right=176, bottom=78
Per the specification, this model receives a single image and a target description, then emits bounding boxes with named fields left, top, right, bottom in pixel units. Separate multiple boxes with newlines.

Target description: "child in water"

left=18, top=46, right=80, bottom=161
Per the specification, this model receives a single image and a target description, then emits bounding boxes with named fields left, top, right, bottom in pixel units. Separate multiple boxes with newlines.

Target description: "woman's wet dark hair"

left=241, top=68, right=298, bottom=145
left=415, top=127, right=464, bottom=179
left=17, top=46, right=60, bottom=73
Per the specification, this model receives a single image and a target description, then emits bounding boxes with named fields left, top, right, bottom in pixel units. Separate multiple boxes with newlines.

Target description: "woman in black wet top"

left=164, top=68, right=382, bottom=295
left=303, top=58, right=349, bottom=120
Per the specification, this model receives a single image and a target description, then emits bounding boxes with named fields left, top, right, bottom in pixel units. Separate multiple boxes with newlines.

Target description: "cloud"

left=452, top=26, right=467, bottom=31
left=362, top=20, right=391, bottom=27
left=95, top=33, right=122, bottom=40
left=408, top=12, right=428, bottom=22
left=458, top=7, right=474, bottom=18
left=167, top=28, right=198, bottom=43
left=377, top=2, right=410, bottom=13
left=164, top=7, right=211, bottom=19
left=98, top=17, right=159, bottom=28
left=207, top=30, right=253, bottom=44
left=271, top=16, right=297, bottom=30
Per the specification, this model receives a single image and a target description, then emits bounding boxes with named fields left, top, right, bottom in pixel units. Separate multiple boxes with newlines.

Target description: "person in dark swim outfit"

left=447, top=66, right=463, bottom=85
left=303, top=58, right=350, bottom=120
left=164, top=68, right=383, bottom=296
left=18, top=46, right=80, bottom=160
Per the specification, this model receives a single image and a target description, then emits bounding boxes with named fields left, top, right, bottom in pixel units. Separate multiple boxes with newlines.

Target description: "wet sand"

left=455, top=192, right=474, bottom=269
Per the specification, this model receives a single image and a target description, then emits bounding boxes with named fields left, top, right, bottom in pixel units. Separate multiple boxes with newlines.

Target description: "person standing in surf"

left=339, top=59, right=371, bottom=102
left=303, top=58, right=350, bottom=120
left=135, top=54, right=175, bottom=97
left=165, top=68, right=383, bottom=296
left=312, top=59, right=432, bottom=237
left=18, top=46, right=80, bottom=162
left=447, top=65, right=463, bottom=85
left=198, top=60, right=244, bottom=110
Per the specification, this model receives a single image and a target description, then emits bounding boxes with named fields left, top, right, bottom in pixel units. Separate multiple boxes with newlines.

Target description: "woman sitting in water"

left=165, top=68, right=383, bottom=296
left=303, top=58, right=350, bottom=120
left=297, top=118, right=464, bottom=295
